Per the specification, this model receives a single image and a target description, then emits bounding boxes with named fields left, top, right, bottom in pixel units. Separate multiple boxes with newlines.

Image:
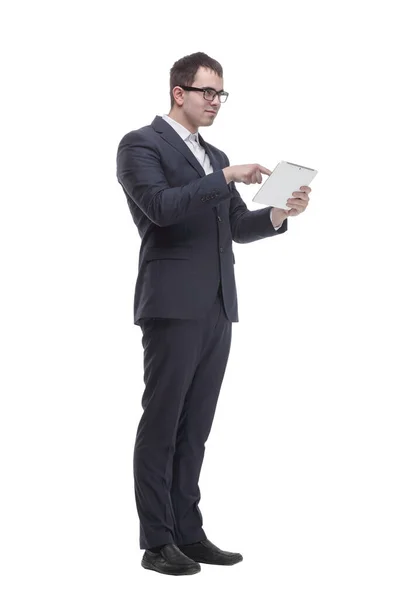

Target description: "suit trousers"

left=134, top=284, right=232, bottom=549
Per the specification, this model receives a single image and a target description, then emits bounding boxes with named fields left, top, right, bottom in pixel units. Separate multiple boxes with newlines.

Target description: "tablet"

left=252, top=161, right=318, bottom=209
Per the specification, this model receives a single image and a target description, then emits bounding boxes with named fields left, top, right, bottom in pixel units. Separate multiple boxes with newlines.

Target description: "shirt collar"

left=162, top=114, right=199, bottom=143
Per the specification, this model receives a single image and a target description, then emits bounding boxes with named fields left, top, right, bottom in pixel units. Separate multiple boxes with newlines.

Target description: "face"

left=170, top=66, right=224, bottom=133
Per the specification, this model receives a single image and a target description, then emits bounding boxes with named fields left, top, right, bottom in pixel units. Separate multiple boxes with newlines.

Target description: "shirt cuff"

left=270, top=210, right=283, bottom=230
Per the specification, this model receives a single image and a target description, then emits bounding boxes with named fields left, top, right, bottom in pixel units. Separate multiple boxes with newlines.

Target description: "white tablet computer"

left=252, top=161, right=318, bottom=209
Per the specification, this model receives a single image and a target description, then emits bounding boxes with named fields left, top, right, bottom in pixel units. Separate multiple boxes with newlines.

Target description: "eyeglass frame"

left=177, top=85, right=229, bottom=103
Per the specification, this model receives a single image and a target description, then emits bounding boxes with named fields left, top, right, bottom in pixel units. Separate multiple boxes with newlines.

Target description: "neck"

left=167, top=109, right=198, bottom=134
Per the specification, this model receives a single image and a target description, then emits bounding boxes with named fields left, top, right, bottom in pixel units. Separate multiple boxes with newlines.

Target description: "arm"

left=222, top=154, right=288, bottom=244
left=116, top=131, right=232, bottom=227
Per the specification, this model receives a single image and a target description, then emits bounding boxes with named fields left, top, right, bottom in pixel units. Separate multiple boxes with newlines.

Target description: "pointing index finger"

left=258, top=165, right=272, bottom=176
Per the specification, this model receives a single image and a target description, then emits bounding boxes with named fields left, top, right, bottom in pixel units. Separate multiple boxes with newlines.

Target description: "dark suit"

left=116, top=115, right=287, bottom=549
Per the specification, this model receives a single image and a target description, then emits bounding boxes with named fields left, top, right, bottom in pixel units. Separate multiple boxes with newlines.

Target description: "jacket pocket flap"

left=145, top=247, right=191, bottom=261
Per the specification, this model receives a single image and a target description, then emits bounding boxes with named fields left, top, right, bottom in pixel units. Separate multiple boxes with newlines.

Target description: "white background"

left=1, top=0, right=400, bottom=598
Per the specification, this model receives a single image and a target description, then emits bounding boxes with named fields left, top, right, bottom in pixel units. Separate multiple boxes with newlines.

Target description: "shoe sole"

left=190, top=556, right=243, bottom=566
left=141, top=557, right=201, bottom=576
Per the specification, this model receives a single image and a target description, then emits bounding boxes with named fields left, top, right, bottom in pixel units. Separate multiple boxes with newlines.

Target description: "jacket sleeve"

left=222, top=152, right=288, bottom=244
left=116, top=131, right=232, bottom=227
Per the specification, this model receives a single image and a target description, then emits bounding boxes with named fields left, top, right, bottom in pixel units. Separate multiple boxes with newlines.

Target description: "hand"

left=270, top=186, right=312, bottom=225
left=223, top=164, right=272, bottom=185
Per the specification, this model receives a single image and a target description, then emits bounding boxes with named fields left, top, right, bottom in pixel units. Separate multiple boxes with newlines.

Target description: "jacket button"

left=220, top=247, right=223, bottom=253
left=217, top=216, right=222, bottom=222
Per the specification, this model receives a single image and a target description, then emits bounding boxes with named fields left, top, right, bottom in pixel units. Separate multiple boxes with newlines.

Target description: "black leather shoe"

left=141, top=543, right=201, bottom=576
left=178, top=539, right=243, bottom=565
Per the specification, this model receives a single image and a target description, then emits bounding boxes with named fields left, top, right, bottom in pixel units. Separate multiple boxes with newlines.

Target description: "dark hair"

left=169, top=52, right=223, bottom=109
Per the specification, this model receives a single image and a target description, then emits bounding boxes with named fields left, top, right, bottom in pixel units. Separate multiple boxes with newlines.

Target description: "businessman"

left=116, top=52, right=311, bottom=576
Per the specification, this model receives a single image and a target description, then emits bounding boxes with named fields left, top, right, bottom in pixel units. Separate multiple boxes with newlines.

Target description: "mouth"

left=205, top=110, right=217, bottom=115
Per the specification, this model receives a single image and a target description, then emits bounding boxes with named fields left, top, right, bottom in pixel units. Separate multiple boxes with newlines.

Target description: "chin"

left=203, top=113, right=216, bottom=123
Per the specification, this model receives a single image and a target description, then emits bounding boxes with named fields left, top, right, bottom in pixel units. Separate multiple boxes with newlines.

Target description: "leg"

left=134, top=316, right=206, bottom=549
left=171, top=294, right=232, bottom=545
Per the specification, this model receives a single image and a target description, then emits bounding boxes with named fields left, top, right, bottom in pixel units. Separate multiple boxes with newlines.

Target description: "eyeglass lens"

left=204, top=89, right=228, bottom=103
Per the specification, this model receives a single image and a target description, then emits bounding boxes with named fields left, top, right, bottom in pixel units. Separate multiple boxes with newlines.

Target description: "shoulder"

left=117, top=124, right=155, bottom=147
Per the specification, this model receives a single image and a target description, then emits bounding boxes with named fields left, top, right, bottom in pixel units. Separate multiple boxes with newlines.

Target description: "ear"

left=172, top=86, right=185, bottom=107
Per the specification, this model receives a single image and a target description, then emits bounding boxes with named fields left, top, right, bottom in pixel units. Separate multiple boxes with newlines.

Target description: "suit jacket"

left=116, top=115, right=288, bottom=325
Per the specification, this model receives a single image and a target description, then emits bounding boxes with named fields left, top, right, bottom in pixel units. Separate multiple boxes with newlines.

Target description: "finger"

left=258, top=165, right=272, bottom=176
left=291, top=191, right=308, bottom=199
left=288, top=208, right=299, bottom=216
left=300, top=186, right=311, bottom=193
left=287, top=197, right=308, bottom=206
left=286, top=199, right=307, bottom=210
left=287, top=205, right=302, bottom=215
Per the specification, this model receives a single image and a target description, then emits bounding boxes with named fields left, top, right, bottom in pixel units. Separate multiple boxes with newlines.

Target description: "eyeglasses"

left=178, top=86, right=229, bottom=103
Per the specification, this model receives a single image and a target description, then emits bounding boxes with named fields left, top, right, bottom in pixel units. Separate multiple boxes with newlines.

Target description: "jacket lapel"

left=198, top=133, right=222, bottom=173
left=151, top=116, right=222, bottom=177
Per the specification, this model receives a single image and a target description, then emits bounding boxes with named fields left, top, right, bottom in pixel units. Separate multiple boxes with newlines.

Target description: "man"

left=116, top=52, right=310, bottom=576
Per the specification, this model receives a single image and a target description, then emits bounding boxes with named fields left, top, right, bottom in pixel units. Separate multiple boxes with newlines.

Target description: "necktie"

left=187, top=133, right=205, bottom=169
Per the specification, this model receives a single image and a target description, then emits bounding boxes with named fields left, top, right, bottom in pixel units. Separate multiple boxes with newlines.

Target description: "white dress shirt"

left=162, top=114, right=282, bottom=230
